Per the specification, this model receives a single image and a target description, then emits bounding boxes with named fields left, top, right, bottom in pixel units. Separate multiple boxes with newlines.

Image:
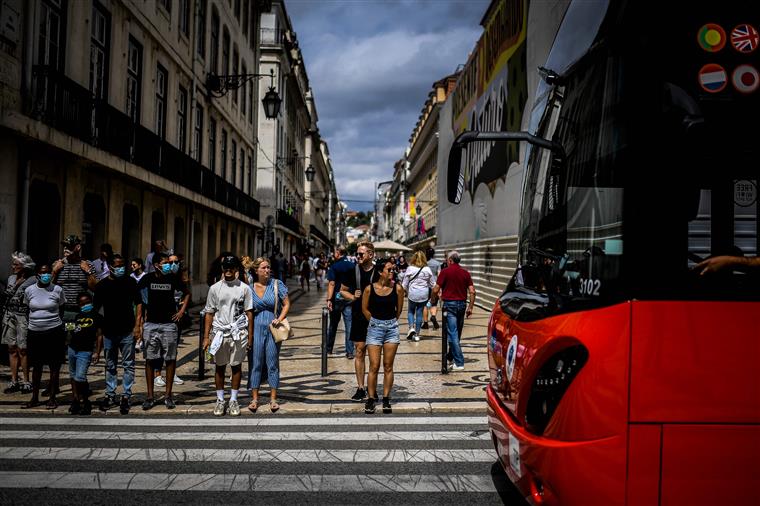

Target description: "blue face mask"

left=160, top=263, right=172, bottom=275
left=39, top=273, right=52, bottom=284
left=81, top=303, right=94, bottom=313
left=113, top=266, right=126, bottom=277
left=170, top=263, right=180, bottom=274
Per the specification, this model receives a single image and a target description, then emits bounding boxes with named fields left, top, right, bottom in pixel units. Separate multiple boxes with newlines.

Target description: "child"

left=68, top=294, right=103, bottom=415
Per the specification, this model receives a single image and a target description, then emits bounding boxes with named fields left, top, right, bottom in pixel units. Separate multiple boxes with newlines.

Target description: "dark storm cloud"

left=287, top=0, right=489, bottom=210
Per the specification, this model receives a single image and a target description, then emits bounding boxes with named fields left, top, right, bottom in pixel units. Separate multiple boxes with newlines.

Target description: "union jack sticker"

left=731, top=24, right=759, bottom=53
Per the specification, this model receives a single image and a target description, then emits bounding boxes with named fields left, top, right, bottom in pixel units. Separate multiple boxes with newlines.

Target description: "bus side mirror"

left=446, top=131, right=566, bottom=204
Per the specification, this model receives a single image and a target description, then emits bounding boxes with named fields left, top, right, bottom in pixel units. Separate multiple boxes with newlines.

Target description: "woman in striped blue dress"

left=247, top=257, right=290, bottom=412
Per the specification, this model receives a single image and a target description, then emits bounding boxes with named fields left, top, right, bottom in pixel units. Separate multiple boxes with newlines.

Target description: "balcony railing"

left=259, top=28, right=284, bottom=46
left=277, top=208, right=301, bottom=235
left=29, top=65, right=260, bottom=221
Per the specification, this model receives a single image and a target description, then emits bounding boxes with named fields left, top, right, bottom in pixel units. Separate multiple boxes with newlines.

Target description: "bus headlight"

left=525, top=344, right=589, bottom=435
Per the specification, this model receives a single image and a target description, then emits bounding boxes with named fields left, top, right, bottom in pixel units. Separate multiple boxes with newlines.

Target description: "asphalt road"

left=0, top=412, right=528, bottom=505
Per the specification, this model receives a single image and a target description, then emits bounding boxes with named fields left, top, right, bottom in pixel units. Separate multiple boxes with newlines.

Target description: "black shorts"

left=27, top=325, right=66, bottom=368
left=350, top=313, right=369, bottom=342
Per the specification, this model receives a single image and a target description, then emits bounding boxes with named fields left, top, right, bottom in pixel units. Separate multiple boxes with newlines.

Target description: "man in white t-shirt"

left=202, top=255, right=254, bottom=416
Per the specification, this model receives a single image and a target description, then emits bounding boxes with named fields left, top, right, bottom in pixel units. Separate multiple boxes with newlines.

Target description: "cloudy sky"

left=286, top=0, right=490, bottom=211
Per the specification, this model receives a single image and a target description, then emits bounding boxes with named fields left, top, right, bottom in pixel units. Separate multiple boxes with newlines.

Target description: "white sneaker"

left=406, top=329, right=416, bottom=340
left=154, top=376, right=166, bottom=387
left=228, top=399, right=241, bottom=416
left=412, top=333, right=420, bottom=342
left=213, top=399, right=226, bottom=416
left=173, top=376, right=184, bottom=385
left=450, top=364, right=465, bottom=371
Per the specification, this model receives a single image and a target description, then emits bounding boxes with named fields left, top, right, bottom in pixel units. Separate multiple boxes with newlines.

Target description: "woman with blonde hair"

left=247, top=257, right=290, bottom=412
left=401, top=250, right=436, bottom=342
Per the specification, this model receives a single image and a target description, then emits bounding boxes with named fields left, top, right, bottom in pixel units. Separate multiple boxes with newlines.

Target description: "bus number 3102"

left=579, top=278, right=601, bottom=296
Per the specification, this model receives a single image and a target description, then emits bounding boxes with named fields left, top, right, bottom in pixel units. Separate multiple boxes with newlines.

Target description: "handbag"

left=269, top=280, right=293, bottom=343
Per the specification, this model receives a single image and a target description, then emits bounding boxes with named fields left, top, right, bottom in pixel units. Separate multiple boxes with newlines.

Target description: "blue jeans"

left=327, top=299, right=354, bottom=355
left=443, top=300, right=466, bottom=367
left=407, top=300, right=426, bottom=334
left=104, top=333, right=135, bottom=398
left=67, top=348, right=92, bottom=382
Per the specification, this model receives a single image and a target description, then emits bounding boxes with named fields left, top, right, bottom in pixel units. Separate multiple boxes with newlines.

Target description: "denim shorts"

left=67, top=347, right=92, bottom=382
left=365, top=318, right=400, bottom=346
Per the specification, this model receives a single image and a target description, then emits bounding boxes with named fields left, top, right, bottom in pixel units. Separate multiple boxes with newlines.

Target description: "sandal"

left=45, top=398, right=58, bottom=410
left=247, top=400, right=259, bottom=413
left=269, top=400, right=280, bottom=413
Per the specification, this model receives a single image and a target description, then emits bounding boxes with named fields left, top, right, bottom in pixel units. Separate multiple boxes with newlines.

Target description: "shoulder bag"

left=269, top=280, right=293, bottom=343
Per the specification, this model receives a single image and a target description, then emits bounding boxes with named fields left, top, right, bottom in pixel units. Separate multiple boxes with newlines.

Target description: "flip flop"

left=247, top=400, right=259, bottom=413
left=270, top=400, right=280, bottom=413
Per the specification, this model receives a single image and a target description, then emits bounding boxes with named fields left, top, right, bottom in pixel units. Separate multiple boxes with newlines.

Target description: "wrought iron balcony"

left=276, top=208, right=301, bottom=235
left=29, top=65, right=260, bottom=221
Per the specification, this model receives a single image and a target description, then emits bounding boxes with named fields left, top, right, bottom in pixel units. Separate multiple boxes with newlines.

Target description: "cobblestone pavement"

left=0, top=277, right=492, bottom=415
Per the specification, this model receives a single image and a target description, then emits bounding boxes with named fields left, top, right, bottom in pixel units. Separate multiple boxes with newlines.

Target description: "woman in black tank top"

left=361, top=258, right=404, bottom=414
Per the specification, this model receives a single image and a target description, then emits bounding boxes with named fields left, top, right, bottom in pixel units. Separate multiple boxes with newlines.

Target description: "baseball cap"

left=221, top=255, right=240, bottom=269
left=61, top=234, right=82, bottom=247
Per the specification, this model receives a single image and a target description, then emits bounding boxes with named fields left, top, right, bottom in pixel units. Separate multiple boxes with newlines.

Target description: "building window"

left=222, top=29, right=230, bottom=77
left=221, top=129, right=228, bottom=179
left=179, top=0, right=190, bottom=37
left=208, top=117, right=216, bottom=172
left=240, top=147, right=245, bottom=190
left=248, top=154, right=253, bottom=194
left=242, top=0, right=249, bottom=37
left=231, top=139, right=237, bottom=186
left=158, top=0, right=171, bottom=13
left=210, top=9, right=219, bottom=73
left=38, top=0, right=66, bottom=70
left=177, top=85, right=187, bottom=151
left=89, top=2, right=109, bottom=100
left=232, top=48, right=238, bottom=104
left=196, top=0, right=206, bottom=57
left=194, top=104, right=204, bottom=162
left=240, top=62, right=247, bottom=117
left=126, top=37, right=142, bottom=122
left=155, top=64, right=168, bottom=139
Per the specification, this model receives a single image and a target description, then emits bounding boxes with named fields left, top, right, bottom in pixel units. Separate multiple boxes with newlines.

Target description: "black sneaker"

left=346, top=353, right=354, bottom=359
left=364, top=397, right=376, bottom=414
left=99, top=395, right=116, bottom=411
left=142, top=398, right=155, bottom=411
left=382, top=397, right=392, bottom=414
left=80, top=399, right=92, bottom=415
left=20, top=382, right=32, bottom=394
left=431, top=316, right=439, bottom=330
left=421, top=322, right=429, bottom=330
left=3, top=381, right=20, bottom=394
left=119, top=396, right=130, bottom=415
left=68, top=399, right=81, bottom=415
left=351, top=388, right=366, bottom=402
left=164, top=397, right=176, bottom=410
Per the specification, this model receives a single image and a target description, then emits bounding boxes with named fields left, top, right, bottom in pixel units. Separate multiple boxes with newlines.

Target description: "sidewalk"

left=0, top=276, right=490, bottom=415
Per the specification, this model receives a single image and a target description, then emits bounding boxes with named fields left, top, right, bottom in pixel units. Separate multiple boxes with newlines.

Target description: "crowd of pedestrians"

left=1, top=233, right=476, bottom=416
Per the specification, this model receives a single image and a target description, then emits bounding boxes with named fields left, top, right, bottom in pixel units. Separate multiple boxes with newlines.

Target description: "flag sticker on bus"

left=698, top=64, right=728, bottom=93
left=730, top=24, right=759, bottom=53
left=698, top=23, right=726, bottom=52
left=732, top=64, right=759, bottom=94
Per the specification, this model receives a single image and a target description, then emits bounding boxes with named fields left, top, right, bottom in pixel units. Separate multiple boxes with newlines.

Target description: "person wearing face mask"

left=22, top=264, right=66, bottom=409
left=93, top=254, right=142, bottom=414
left=52, top=235, right=97, bottom=329
left=202, top=255, right=254, bottom=416
left=67, top=294, right=103, bottom=415
left=135, top=253, right=190, bottom=410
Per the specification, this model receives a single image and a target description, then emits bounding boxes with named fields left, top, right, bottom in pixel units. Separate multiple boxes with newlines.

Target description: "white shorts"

left=214, top=336, right=247, bottom=367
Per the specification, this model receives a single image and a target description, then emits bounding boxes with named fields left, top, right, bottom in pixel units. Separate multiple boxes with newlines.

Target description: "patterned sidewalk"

left=0, top=277, right=491, bottom=415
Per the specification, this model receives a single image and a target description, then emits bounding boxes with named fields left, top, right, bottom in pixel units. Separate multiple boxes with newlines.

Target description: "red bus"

left=447, top=1, right=760, bottom=504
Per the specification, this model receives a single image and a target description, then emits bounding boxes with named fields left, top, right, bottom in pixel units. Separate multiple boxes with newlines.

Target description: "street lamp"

left=305, top=164, right=315, bottom=182
left=207, top=68, right=281, bottom=119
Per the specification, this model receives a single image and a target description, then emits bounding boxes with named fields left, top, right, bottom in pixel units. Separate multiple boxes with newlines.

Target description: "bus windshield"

left=511, top=0, right=760, bottom=319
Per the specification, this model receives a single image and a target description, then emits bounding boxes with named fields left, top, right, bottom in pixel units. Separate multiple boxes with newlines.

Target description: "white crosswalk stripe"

left=0, top=414, right=521, bottom=504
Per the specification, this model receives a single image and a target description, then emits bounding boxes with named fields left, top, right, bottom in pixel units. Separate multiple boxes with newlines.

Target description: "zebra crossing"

left=0, top=413, right=525, bottom=505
